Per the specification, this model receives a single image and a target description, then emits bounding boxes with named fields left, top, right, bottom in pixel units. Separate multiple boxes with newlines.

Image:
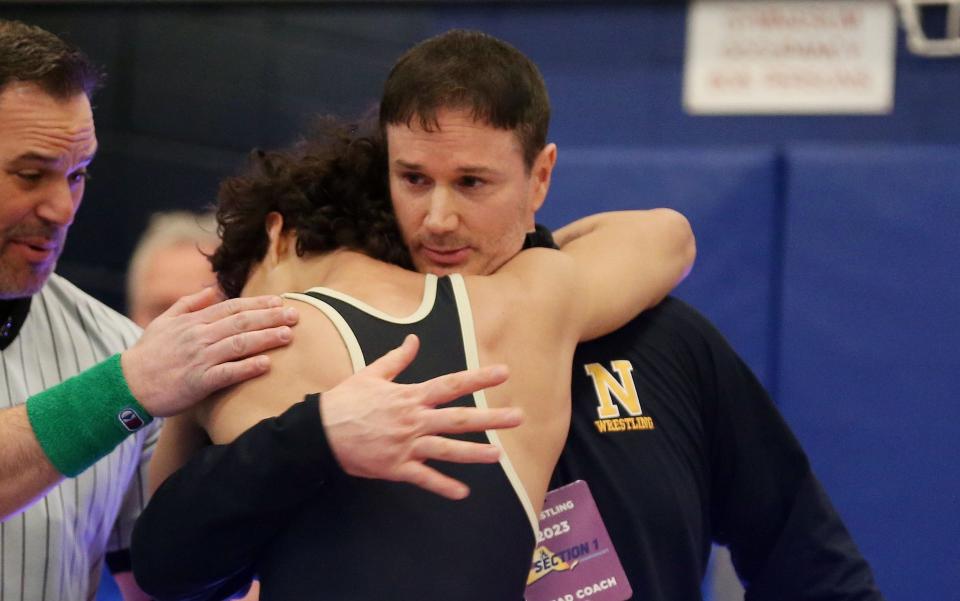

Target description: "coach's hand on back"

left=321, top=334, right=522, bottom=501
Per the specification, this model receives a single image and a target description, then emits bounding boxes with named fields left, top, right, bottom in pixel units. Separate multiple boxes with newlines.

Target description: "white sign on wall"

left=684, top=0, right=897, bottom=114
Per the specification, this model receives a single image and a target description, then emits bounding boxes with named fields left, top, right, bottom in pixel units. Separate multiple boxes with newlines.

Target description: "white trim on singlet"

left=282, top=292, right=366, bottom=373
left=299, top=274, right=438, bottom=324
left=283, top=274, right=438, bottom=371
left=449, top=274, right=539, bottom=535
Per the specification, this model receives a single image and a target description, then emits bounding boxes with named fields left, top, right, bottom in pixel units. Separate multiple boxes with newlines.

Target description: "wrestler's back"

left=251, top=274, right=543, bottom=599
left=199, top=253, right=575, bottom=514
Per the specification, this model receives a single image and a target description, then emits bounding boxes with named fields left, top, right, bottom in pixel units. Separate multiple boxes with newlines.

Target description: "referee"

left=0, top=20, right=300, bottom=599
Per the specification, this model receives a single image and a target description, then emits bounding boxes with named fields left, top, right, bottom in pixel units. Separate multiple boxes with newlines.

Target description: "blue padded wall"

left=544, top=147, right=780, bottom=388
left=779, top=145, right=960, bottom=600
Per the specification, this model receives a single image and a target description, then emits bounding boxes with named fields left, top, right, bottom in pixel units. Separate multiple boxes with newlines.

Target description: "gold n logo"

left=583, top=360, right=642, bottom=419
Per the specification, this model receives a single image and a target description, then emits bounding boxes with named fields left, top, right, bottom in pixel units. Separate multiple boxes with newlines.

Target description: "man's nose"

left=35, top=180, right=78, bottom=227
left=424, top=188, right=459, bottom=234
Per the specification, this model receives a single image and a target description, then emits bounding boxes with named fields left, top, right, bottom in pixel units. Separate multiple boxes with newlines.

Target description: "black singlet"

left=256, top=274, right=536, bottom=600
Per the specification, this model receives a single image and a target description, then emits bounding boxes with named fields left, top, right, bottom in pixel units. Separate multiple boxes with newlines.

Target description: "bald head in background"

left=127, top=211, right=218, bottom=327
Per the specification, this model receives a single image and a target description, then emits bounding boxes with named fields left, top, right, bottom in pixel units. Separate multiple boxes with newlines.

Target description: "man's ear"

left=528, top=143, right=557, bottom=217
left=264, top=212, right=289, bottom=265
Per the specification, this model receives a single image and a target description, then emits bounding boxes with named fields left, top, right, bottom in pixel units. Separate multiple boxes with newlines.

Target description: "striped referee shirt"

left=0, top=274, right=160, bottom=601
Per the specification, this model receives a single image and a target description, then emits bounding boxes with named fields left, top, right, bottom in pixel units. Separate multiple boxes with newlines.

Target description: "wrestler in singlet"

left=256, top=274, right=536, bottom=600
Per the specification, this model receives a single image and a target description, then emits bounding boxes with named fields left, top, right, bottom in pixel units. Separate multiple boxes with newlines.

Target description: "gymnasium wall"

left=5, top=2, right=957, bottom=599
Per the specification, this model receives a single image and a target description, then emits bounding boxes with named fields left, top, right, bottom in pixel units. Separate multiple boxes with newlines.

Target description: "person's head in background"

left=126, top=211, right=218, bottom=327
left=379, top=29, right=557, bottom=277
left=0, top=19, right=101, bottom=299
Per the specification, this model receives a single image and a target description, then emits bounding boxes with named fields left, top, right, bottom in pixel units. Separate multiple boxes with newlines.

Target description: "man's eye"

left=460, top=176, right=484, bottom=189
left=69, top=170, right=91, bottom=184
left=403, top=172, right=426, bottom=185
left=16, top=171, right=42, bottom=182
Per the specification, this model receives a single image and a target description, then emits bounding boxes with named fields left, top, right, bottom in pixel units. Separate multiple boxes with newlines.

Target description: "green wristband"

left=26, top=353, right=153, bottom=477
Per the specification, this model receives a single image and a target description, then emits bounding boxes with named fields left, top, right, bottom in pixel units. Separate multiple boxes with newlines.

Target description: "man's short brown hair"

left=379, top=29, right=550, bottom=170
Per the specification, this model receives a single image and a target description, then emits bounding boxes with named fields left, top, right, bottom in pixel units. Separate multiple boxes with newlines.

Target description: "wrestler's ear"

left=264, top=212, right=289, bottom=265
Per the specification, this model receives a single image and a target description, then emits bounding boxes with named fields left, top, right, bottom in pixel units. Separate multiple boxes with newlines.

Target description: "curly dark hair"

left=212, top=119, right=412, bottom=298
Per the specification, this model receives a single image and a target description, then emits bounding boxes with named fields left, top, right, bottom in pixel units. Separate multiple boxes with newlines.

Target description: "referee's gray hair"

left=126, top=211, right=219, bottom=308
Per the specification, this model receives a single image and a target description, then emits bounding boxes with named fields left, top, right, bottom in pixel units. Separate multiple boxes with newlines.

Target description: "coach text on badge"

left=525, top=480, right=632, bottom=601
